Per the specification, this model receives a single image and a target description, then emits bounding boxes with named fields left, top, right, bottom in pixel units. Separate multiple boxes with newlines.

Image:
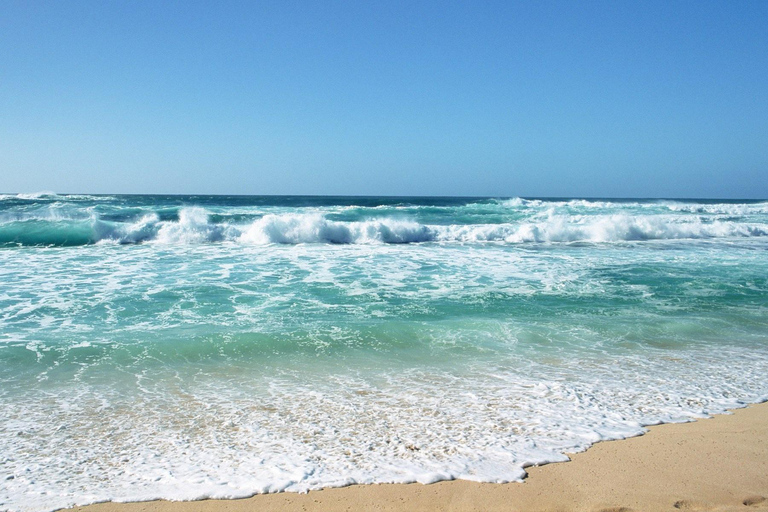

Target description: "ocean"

left=1, top=193, right=768, bottom=511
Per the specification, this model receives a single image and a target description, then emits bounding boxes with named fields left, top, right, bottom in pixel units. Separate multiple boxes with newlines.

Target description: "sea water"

left=1, top=194, right=767, bottom=511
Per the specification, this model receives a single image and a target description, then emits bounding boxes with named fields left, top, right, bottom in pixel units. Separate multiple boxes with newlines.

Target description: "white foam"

left=12, top=191, right=58, bottom=200
left=435, top=214, right=768, bottom=243
left=3, top=201, right=768, bottom=247
left=199, top=211, right=768, bottom=245
left=238, top=213, right=435, bottom=244
left=2, top=234, right=768, bottom=511
left=498, top=198, right=768, bottom=215
left=0, top=192, right=115, bottom=201
left=2, top=349, right=767, bottom=512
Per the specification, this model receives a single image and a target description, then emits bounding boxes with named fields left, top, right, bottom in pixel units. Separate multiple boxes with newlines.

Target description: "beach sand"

left=65, top=401, right=768, bottom=512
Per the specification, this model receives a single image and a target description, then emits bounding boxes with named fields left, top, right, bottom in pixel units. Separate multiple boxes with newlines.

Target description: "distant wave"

left=3, top=191, right=59, bottom=200
left=497, top=197, right=768, bottom=215
left=0, top=192, right=116, bottom=202
left=2, top=207, right=767, bottom=247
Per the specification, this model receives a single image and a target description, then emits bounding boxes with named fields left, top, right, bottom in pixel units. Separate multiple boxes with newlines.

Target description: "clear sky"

left=1, top=0, right=767, bottom=198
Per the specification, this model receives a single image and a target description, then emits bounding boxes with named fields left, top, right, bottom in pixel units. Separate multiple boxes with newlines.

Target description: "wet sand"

left=65, top=401, right=768, bottom=512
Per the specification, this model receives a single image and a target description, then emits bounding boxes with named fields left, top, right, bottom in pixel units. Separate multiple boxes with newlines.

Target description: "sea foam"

left=1, top=206, right=767, bottom=247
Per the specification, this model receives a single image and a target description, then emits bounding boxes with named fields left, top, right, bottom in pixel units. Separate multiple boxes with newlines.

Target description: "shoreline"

left=63, top=401, right=768, bottom=512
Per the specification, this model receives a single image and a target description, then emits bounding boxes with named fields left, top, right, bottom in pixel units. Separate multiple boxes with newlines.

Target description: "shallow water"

left=1, top=194, right=768, bottom=511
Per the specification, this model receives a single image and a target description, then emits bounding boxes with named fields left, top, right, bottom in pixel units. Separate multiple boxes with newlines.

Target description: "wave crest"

left=239, top=214, right=435, bottom=244
left=1, top=207, right=767, bottom=247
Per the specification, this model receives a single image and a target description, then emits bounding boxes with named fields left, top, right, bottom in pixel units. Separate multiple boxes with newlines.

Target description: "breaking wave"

left=0, top=191, right=115, bottom=201
left=1, top=207, right=767, bottom=247
left=497, top=197, right=768, bottom=215
left=442, top=214, right=768, bottom=243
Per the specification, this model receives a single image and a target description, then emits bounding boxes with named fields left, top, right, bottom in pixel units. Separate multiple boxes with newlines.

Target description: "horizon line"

left=2, top=192, right=767, bottom=202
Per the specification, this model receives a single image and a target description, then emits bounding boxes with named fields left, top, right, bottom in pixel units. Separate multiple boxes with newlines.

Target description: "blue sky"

left=1, top=0, right=767, bottom=197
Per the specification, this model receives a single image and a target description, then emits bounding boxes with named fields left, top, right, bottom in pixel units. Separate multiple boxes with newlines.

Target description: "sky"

left=1, top=0, right=767, bottom=198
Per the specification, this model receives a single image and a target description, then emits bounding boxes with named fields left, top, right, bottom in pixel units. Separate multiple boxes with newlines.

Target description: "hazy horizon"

left=2, top=190, right=767, bottom=201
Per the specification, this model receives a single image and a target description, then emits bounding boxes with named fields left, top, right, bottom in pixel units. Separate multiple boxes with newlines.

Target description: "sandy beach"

left=63, top=401, right=768, bottom=512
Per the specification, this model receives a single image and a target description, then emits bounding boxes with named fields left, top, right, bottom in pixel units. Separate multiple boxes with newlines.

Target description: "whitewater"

left=1, top=194, right=768, bottom=511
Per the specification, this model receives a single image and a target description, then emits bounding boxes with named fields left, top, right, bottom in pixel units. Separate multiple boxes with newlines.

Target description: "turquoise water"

left=1, top=194, right=768, bottom=511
